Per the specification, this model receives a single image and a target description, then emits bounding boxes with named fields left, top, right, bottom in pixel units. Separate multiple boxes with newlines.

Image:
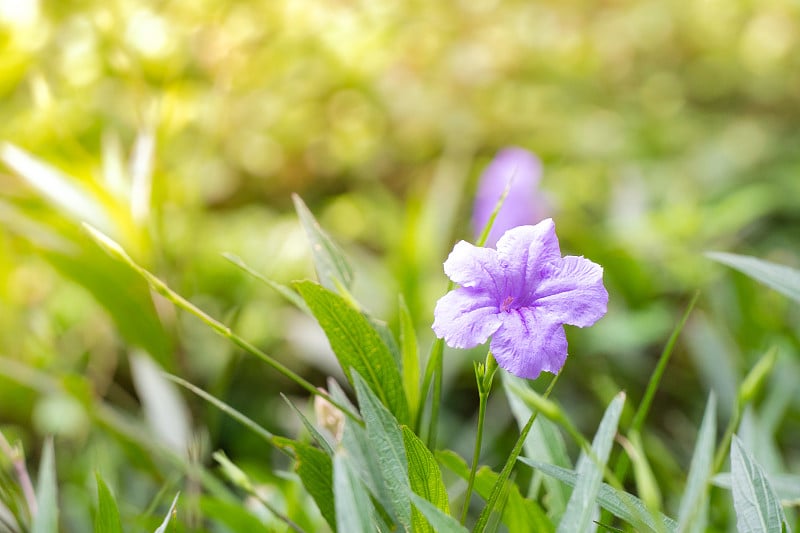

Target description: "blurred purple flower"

left=472, top=147, right=548, bottom=248
left=432, top=219, right=608, bottom=379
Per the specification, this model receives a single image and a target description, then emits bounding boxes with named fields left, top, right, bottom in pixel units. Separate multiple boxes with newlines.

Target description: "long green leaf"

left=292, top=194, right=354, bottom=291
left=707, top=252, right=800, bottom=304
left=94, top=473, right=123, bottom=533
left=520, top=460, right=677, bottom=532
left=334, top=452, right=375, bottom=533
left=275, top=438, right=336, bottom=530
left=730, top=435, right=788, bottom=533
left=557, top=393, right=625, bottom=533
left=295, top=280, right=408, bottom=423
left=31, top=439, right=57, bottom=533
left=399, top=296, right=421, bottom=423
left=408, top=492, right=468, bottom=533
left=503, top=373, right=571, bottom=519
left=403, top=426, right=449, bottom=532
left=352, top=371, right=412, bottom=530
left=676, top=393, right=716, bottom=533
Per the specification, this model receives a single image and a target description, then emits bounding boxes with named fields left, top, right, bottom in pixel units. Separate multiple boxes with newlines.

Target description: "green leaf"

left=399, top=297, right=421, bottom=425
left=503, top=373, right=571, bottom=519
left=730, top=435, right=788, bottom=533
left=352, top=371, right=412, bottom=530
left=31, top=439, right=58, bottom=533
left=282, top=394, right=335, bottom=456
left=292, top=193, right=354, bottom=291
left=438, top=450, right=553, bottom=533
left=94, top=473, right=123, bottom=533
left=295, top=280, right=408, bottom=423
left=676, top=393, right=716, bottom=533
left=153, top=492, right=179, bottom=533
left=408, top=492, right=468, bottom=533
left=340, top=414, right=395, bottom=521
left=275, top=437, right=336, bottom=530
left=334, top=451, right=375, bottom=532
left=707, top=252, right=800, bottom=304
left=403, top=426, right=449, bottom=532
left=520, top=460, right=677, bottom=533
left=557, top=392, right=625, bottom=533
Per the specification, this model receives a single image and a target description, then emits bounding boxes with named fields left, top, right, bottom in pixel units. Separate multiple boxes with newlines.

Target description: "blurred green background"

left=1, top=0, right=799, bottom=529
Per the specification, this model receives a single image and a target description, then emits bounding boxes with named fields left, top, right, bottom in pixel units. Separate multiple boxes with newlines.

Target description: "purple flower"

left=432, top=219, right=608, bottom=379
left=472, top=147, right=548, bottom=248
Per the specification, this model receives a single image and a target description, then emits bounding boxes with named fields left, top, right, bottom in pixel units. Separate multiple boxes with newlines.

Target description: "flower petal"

left=495, top=220, right=562, bottom=302
left=490, top=308, right=568, bottom=379
left=472, top=147, right=545, bottom=247
left=432, top=288, right=503, bottom=349
left=443, top=240, right=503, bottom=292
left=533, top=255, right=608, bottom=327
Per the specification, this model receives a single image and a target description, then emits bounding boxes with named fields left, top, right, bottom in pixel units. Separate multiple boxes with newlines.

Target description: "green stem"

left=460, top=352, right=498, bottom=523
left=473, top=371, right=559, bottom=533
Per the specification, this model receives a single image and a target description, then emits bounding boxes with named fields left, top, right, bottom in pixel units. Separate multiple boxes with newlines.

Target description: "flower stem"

left=460, top=351, right=498, bottom=524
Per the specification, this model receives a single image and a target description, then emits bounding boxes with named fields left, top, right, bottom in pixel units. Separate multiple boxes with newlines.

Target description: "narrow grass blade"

left=352, top=371, right=412, bottom=529
left=94, top=473, right=123, bottom=533
left=730, top=435, right=789, bottom=533
left=222, top=252, right=310, bottom=312
left=631, top=292, right=698, bottom=433
left=154, top=492, right=179, bottom=533
left=519, top=460, right=677, bottom=533
left=557, top=393, right=625, bottom=533
left=31, top=439, right=57, bottom=533
left=281, top=394, right=335, bottom=456
left=164, top=374, right=276, bottom=446
left=292, top=193, right=354, bottom=291
left=707, top=252, right=800, bottom=304
left=676, top=393, right=716, bottom=532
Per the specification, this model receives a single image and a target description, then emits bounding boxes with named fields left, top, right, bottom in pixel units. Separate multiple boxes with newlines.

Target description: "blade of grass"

left=163, top=374, right=278, bottom=448
left=614, top=292, right=698, bottom=485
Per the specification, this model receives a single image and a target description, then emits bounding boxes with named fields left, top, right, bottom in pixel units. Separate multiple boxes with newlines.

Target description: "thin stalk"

left=613, top=292, right=698, bottom=485
left=473, top=372, right=559, bottom=533
left=461, top=353, right=498, bottom=523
